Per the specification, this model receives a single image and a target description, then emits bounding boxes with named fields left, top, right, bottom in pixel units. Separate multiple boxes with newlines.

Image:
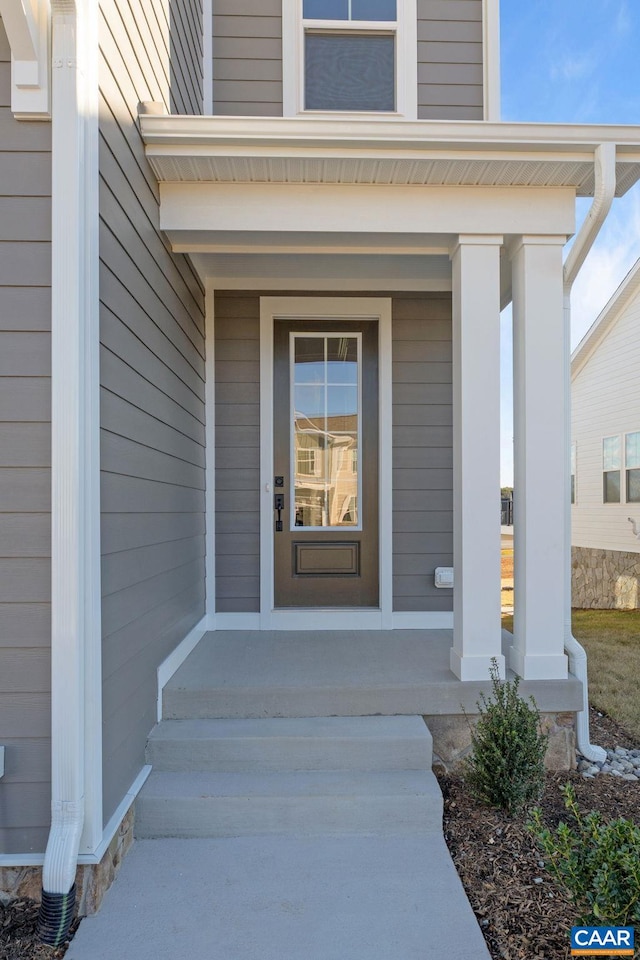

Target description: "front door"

left=273, top=319, right=379, bottom=607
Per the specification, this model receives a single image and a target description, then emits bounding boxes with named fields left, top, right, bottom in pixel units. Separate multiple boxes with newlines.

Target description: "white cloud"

left=614, top=0, right=631, bottom=36
left=550, top=54, right=596, bottom=82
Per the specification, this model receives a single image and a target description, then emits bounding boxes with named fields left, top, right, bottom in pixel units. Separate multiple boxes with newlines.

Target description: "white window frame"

left=282, top=0, right=417, bottom=120
left=570, top=440, right=576, bottom=505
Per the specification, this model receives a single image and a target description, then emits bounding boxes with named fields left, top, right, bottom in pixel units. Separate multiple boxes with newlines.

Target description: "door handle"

left=274, top=493, right=284, bottom=532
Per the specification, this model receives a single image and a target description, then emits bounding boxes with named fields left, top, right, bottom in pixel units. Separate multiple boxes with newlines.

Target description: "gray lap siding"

left=0, top=18, right=52, bottom=856
left=99, top=0, right=205, bottom=827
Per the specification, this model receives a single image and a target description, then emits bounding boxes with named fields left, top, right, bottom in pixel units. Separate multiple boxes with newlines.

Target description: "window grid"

left=290, top=332, right=362, bottom=531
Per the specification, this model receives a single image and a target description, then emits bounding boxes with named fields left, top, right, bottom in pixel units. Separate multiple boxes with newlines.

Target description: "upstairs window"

left=626, top=432, right=640, bottom=503
left=284, top=0, right=417, bottom=119
left=603, top=435, right=621, bottom=503
left=304, top=0, right=396, bottom=112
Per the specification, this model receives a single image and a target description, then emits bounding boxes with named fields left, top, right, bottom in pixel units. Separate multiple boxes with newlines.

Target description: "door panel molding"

left=260, top=296, right=393, bottom=629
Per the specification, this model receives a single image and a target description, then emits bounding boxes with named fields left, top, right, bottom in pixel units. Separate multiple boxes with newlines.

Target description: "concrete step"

left=146, top=716, right=433, bottom=773
left=134, top=769, right=443, bottom=839
left=162, top=681, right=434, bottom=720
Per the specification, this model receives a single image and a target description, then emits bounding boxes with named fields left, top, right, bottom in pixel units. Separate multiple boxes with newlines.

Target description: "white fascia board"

left=140, top=114, right=640, bottom=151
left=571, top=256, right=640, bottom=379
left=159, top=182, right=575, bottom=238
left=0, top=0, right=51, bottom=117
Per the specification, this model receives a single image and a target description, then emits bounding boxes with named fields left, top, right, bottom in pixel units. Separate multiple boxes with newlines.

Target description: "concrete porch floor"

left=162, top=628, right=583, bottom=720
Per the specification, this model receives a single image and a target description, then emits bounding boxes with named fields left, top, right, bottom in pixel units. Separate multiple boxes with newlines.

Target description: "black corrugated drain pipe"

left=37, top=884, right=76, bottom=947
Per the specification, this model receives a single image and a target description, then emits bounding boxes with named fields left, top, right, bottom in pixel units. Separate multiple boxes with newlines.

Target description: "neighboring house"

left=572, top=258, right=640, bottom=609
left=1, top=0, right=640, bottom=938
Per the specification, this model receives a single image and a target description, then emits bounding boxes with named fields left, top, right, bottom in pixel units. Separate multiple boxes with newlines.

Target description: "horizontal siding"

left=417, top=0, right=483, bottom=120
left=572, top=295, right=640, bottom=555
left=214, top=293, right=261, bottom=612
left=99, top=0, right=205, bottom=826
left=0, top=16, right=52, bottom=855
left=392, top=295, right=453, bottom=612
left=211, top=0, right=282, bottom=116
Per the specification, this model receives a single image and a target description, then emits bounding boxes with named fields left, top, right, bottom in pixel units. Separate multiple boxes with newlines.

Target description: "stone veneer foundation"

left=427, top=712, right=577, bottom=774
left=0, top=803, right=134, bottom=915
left=572, top=545, right=640, bottom=609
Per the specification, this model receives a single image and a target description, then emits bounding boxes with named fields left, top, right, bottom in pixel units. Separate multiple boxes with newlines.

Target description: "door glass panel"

left=294, top=337, right=325, bottom=382
left=292, top=333, right=361, bottom=529
left=327, top=385, right=358, bottom=418
left=294, top=385, right=324, bottom=422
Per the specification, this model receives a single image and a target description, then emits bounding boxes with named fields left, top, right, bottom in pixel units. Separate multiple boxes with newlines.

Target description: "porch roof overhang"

left=141, top=115, right=640, bottom=197
left=140, top=116, right=640, bottom=295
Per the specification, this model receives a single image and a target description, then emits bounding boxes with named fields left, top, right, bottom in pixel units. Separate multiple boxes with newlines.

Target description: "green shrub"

left=529, top=783, right=640, bottom=926
left=463, top=658, right=548, bottom=815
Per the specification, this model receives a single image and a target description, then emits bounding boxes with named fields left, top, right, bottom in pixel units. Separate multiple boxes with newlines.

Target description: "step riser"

left=163, top=690, right=434, bottom=720
left=146, top=738, right=432, bottom=773
left=135, top=795, right=442, bottom=839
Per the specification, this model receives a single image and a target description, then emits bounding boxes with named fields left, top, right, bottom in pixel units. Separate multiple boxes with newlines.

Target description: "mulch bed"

left=439, top=707, right=640, bottom=960
left=1, top=708, right=637, bottom=960
left=0, top=900, right=79, bottom=960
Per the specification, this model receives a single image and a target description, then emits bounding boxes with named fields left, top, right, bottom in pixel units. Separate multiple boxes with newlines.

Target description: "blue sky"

left=499, top=0, right=640, bottom=484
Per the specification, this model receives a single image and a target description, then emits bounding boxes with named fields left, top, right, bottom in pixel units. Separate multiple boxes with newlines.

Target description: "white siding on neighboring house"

left=572, top=291, right=640, bottom=555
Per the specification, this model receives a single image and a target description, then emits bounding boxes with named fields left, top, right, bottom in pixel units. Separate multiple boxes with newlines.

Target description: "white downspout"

left=561, top=142, right=617, bottom=764
left=39, top=0, right=101, bottom=943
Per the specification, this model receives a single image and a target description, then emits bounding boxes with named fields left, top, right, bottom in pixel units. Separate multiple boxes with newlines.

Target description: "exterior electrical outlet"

left=434, top=567, right=454, bottom=589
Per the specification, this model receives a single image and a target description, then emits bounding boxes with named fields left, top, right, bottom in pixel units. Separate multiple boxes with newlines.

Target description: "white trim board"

left=204, top=282, right=216, bottom=624
left=156, top=615, right=208, bottom=722
left=208, top=612, right=454, bottom=631
left=259, top=296, right=393, bottom=631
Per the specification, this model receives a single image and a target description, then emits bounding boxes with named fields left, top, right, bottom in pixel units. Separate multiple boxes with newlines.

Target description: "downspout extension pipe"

left=562, top=141, right=616, bottom=764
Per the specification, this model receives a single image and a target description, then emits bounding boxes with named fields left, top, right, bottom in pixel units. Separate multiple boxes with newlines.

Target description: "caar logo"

left=571, top=926, right=635, bottom=956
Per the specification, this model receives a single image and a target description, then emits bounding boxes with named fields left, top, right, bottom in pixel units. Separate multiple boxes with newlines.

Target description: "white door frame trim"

left=259, top=296, right=393, bottom=630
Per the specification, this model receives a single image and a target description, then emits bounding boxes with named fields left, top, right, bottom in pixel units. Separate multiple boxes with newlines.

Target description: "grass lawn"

left=502, top=609, right=640, bottom=741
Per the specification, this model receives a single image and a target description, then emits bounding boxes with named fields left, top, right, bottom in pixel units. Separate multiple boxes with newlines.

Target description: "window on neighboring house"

left=571, top=441, right=576, bottom=504
left=284, top=0, right=417, bottom=118
left=603, top=435, right=621, bottom=503
left=296, top=446, right=319, bottom=477
left=626, top=431, right=640, bottom=503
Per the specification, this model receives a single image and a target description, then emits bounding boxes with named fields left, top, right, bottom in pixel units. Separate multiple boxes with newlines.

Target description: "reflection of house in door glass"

left=293, top=335, right=360, bottom=528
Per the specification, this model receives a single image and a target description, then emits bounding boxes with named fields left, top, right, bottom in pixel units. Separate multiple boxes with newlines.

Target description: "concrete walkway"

left=68, top=833, right=491, bottom=960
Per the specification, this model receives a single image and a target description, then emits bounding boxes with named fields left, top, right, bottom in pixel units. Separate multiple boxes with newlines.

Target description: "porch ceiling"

left=140, top=116, right=640, bottom=198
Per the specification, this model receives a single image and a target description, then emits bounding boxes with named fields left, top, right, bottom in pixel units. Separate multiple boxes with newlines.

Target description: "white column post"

left=511, top=236, right=569, bottom=680
left=450, top=235, right=504, bottom=681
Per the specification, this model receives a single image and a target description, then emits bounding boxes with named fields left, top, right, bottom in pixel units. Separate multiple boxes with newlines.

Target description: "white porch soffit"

left=140, top=117, right=640, bottom=197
